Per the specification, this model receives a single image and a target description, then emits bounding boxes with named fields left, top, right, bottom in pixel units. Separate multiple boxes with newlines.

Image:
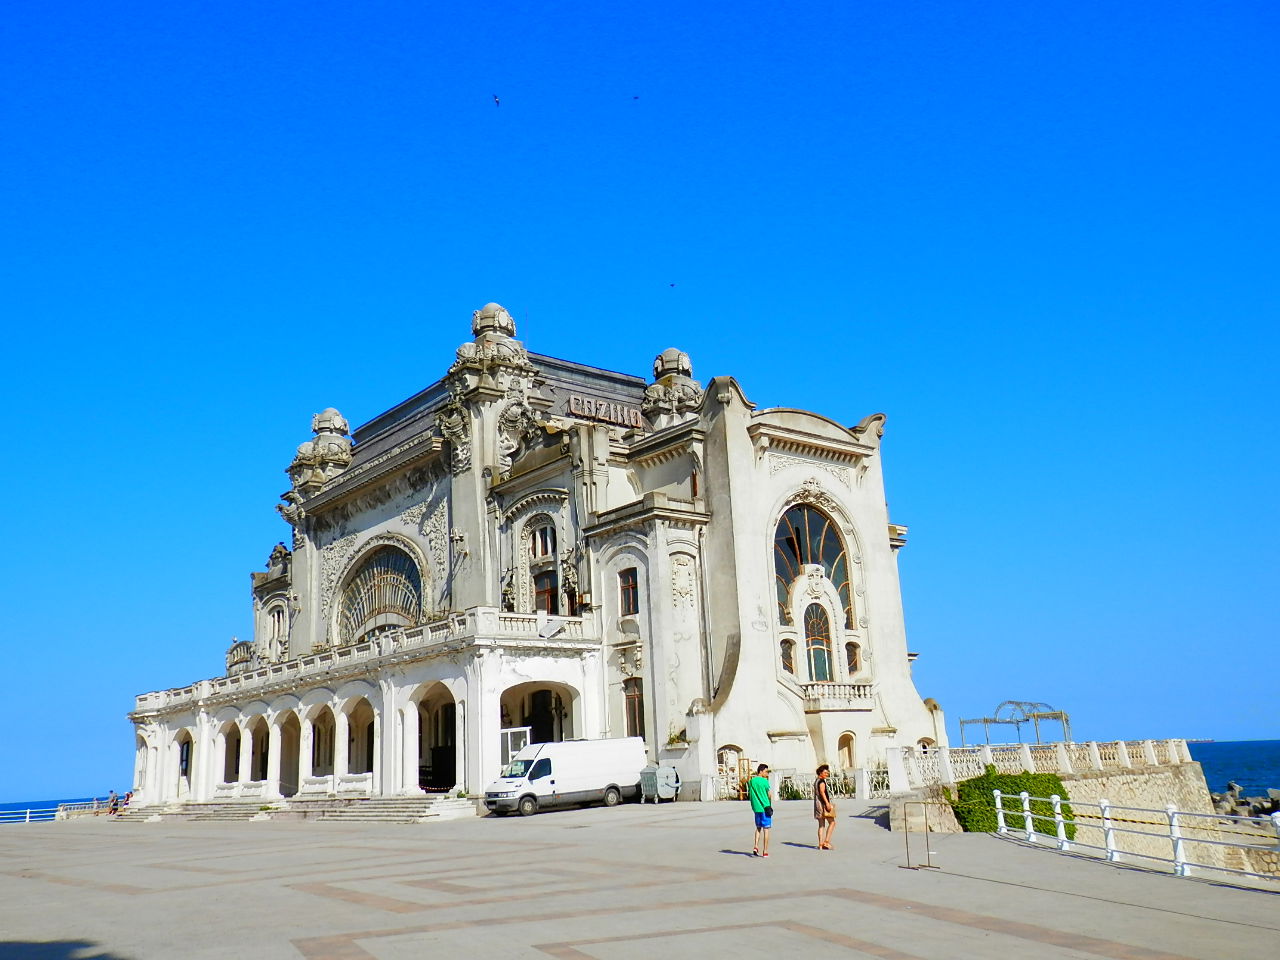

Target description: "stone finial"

left=288, top=407, right=353, bottom=491
left=311, top=407, right=349, bottom=436
left=643, top=347, right=703, bottom=429
left=472, top=302, right=516, bottom=337
left=653, top=347, right=693, bottom=380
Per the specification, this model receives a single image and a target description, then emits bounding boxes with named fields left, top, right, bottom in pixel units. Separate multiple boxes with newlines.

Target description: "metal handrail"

left=0, top=806, right=60, bottom=824
left=993, top=789, right=1280, bottom=883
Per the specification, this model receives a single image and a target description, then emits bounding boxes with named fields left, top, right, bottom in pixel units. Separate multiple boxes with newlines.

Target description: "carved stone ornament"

left=438, top=380, right=472, bottom=474
left=670, top=554, right=695, bottom=609
left=768, top=453, right=849, bottom=487
left=791, top=477, right=838, bottom=511
left=287, top=408, right=353, bottom=491
left=642, top=348, right=703, bottom=427
left=449, top=303, right=537, bottom=379
left=497, top=393, right=543, bottom=475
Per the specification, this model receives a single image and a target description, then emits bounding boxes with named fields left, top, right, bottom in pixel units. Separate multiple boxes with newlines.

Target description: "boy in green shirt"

left=748, top=763, right=772, bottom=857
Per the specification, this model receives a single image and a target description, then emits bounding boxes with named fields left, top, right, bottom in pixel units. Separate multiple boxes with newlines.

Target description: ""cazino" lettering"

left=568, top=394, right=645, bottom=428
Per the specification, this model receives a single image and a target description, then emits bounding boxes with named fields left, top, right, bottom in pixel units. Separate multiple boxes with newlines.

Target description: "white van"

left=484, top=737, right=647, bottom=816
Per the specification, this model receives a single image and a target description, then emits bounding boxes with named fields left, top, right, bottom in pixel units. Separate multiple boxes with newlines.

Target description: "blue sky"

left=1, top=2, right=1276, bottom=801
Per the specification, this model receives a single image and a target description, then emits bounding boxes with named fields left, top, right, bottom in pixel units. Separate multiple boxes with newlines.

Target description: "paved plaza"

left=1, top=799, right=1276, bottom=960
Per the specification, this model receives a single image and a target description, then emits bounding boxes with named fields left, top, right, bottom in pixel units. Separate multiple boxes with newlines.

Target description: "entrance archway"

left=414, top=683, right=458, bottom=791
left=500, top=681, right=577, bottom=745
left=310, top=706, right=336, bottom=776
left=249, top=717, right=270, bottom=782
left=347, top=698, right=376, bottom=775
left=278, top=713, right=301, bottom=796
left=175, top=729, right=195, bottom=798
left=221, top=723, right=242, bottom=782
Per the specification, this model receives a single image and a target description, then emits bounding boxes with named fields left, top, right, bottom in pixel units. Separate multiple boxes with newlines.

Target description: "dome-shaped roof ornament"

left=472, top=302, right=516, bottom=337
left=653, top=347, right=693, bottom=380
left=643, top=347, right=703, bottom=429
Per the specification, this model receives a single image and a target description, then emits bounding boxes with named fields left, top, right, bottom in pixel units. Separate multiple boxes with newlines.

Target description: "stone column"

left=371, top=711, right=383, bottom=795
left=454, top=698, right=467, bottom=794
left=266, top=721, right=283, bottom=798
left=334, top=710, right=350, bottom=778
left=402, top=702, right=420, bottom=795
left=1054, top=742, right=1073, bottom=774
left=299, top=717, right=314, bottom=782
left=238, top=723, right=253, bottom=784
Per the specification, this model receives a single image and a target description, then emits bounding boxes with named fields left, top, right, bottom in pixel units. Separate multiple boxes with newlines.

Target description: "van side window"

left=530, top=758, right=552, bottom=780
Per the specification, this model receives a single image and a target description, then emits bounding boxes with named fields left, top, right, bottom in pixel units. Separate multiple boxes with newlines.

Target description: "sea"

left=0, top=796, right=96, bottom=822
left=1187, top=739, right=1280, bottom=796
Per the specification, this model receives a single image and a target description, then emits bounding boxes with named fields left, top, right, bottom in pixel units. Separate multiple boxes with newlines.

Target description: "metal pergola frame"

left=958, top=700, right=1071, bottom=746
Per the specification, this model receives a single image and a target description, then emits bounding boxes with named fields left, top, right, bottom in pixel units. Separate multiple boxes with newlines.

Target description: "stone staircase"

left=283, top=795, right=477, bottom=823
left=111, top=795, right=478, bottom=824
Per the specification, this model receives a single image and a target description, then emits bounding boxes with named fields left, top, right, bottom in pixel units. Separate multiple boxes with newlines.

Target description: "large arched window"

left=338, top=546, right=423, bottom=645
left=774, top=504, right=853, bottom=626
left=805, top=603, right=833, bottom=682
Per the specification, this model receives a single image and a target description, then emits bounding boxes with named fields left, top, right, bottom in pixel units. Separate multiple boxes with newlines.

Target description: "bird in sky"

left=493, top=94, right=500, bottom=107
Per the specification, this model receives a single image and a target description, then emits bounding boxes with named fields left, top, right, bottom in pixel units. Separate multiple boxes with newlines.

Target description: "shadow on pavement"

left=718, top=848, right=758, bottom=857
left=0, top=941, right=133, bottom=960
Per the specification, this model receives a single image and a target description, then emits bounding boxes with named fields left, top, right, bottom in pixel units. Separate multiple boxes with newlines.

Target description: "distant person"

left=748, top=763, right=773, bottom=857
left=108, top=791, right=119, bottom=815
left=814, top=764, right=836, bottom=849
left=123, top=791, right=133, bottom=809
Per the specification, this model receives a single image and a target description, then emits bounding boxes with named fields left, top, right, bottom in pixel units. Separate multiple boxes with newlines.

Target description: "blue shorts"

left=754, top=811, right=772, bottom=829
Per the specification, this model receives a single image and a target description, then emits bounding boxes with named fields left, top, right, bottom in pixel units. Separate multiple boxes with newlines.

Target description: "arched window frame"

left=772, top=503, right=854, bottom=628
left=804, top=602, right=833, bottom=682
left=335, top=543, right=425, bottom=647
left=771, top=495, right=868, bottom=685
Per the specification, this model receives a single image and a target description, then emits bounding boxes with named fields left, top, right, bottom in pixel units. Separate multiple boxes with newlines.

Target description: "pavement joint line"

left=290, top=885, right=1210, bottom=960
left=532, top=919, right=932, bottom=960
left=933, top=868, right=1280, bottom=932
left=821, top=887, right=1204, bottom=960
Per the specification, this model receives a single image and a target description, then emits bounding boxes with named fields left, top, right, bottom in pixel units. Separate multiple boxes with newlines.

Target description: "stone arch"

left=505, top=496, right=570, bottom=614
left=407, top=681, right=460, bottom=791
left=173, top=728, right=196, bottom=798
left=500, top=679, right=580, bottom=746
left=277, top=711, right=302, bottom=796
left=247, top=715, right=270, bottom=782
left=218, top=720, right=242, bottom=783
left=837, top=731, right=857, bottom=771
left=344, top=697, right=378, bottom=776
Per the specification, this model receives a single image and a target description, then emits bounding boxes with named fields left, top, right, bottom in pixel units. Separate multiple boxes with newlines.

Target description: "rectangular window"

left=624, top=678, right=645, bottom=739
left=618, top=567, right=639, bottom=616
left=534, top=572, right=559, bottom=615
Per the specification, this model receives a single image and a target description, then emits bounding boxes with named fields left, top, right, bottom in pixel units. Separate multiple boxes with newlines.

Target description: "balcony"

left=132, top=608, right=596, bottom=717
left=801, top=681, right=875, bottom=713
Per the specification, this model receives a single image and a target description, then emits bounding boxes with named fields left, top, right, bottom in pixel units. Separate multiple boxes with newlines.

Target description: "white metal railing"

left=1, top=806, right=59, bottom=824
left=993, top=789, right=1280, bottom=884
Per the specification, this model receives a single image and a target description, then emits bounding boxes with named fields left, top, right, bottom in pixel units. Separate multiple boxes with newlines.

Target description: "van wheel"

left=603, top=787, right=621, bottom=807
left=518, top=796, right=538, bottom=817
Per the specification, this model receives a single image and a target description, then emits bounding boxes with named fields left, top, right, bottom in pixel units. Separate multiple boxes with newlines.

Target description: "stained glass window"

left=805, top=603, right=833, bottom=682
left=773, top=504, right=853, bottom=625
left=338, top=546, right=423, bottom=645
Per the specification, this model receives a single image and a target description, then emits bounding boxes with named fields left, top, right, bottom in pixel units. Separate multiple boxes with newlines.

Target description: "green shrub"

left=947, top=765, right=1076, bottom=840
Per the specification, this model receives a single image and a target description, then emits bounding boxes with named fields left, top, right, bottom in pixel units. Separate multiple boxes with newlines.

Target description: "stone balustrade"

left=131, top=607, right=596, bottom=717
left=893, top=739, right=1195, bottom=791
left=800, top=681, right=875, bottom=712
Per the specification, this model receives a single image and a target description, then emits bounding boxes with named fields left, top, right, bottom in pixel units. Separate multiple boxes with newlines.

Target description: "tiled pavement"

left=0, top=799, right=1276, bottom=959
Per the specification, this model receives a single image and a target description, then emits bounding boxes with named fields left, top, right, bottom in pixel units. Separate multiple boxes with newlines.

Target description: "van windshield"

left=502, top=759, right=532, bottom=778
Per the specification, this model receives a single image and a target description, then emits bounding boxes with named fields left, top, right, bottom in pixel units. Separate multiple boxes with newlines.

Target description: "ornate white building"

left=130, top=304, right=946, bottom=805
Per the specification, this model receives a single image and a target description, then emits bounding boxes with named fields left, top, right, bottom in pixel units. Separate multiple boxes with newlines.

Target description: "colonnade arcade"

left=134, top=675, right=586, bottom=804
